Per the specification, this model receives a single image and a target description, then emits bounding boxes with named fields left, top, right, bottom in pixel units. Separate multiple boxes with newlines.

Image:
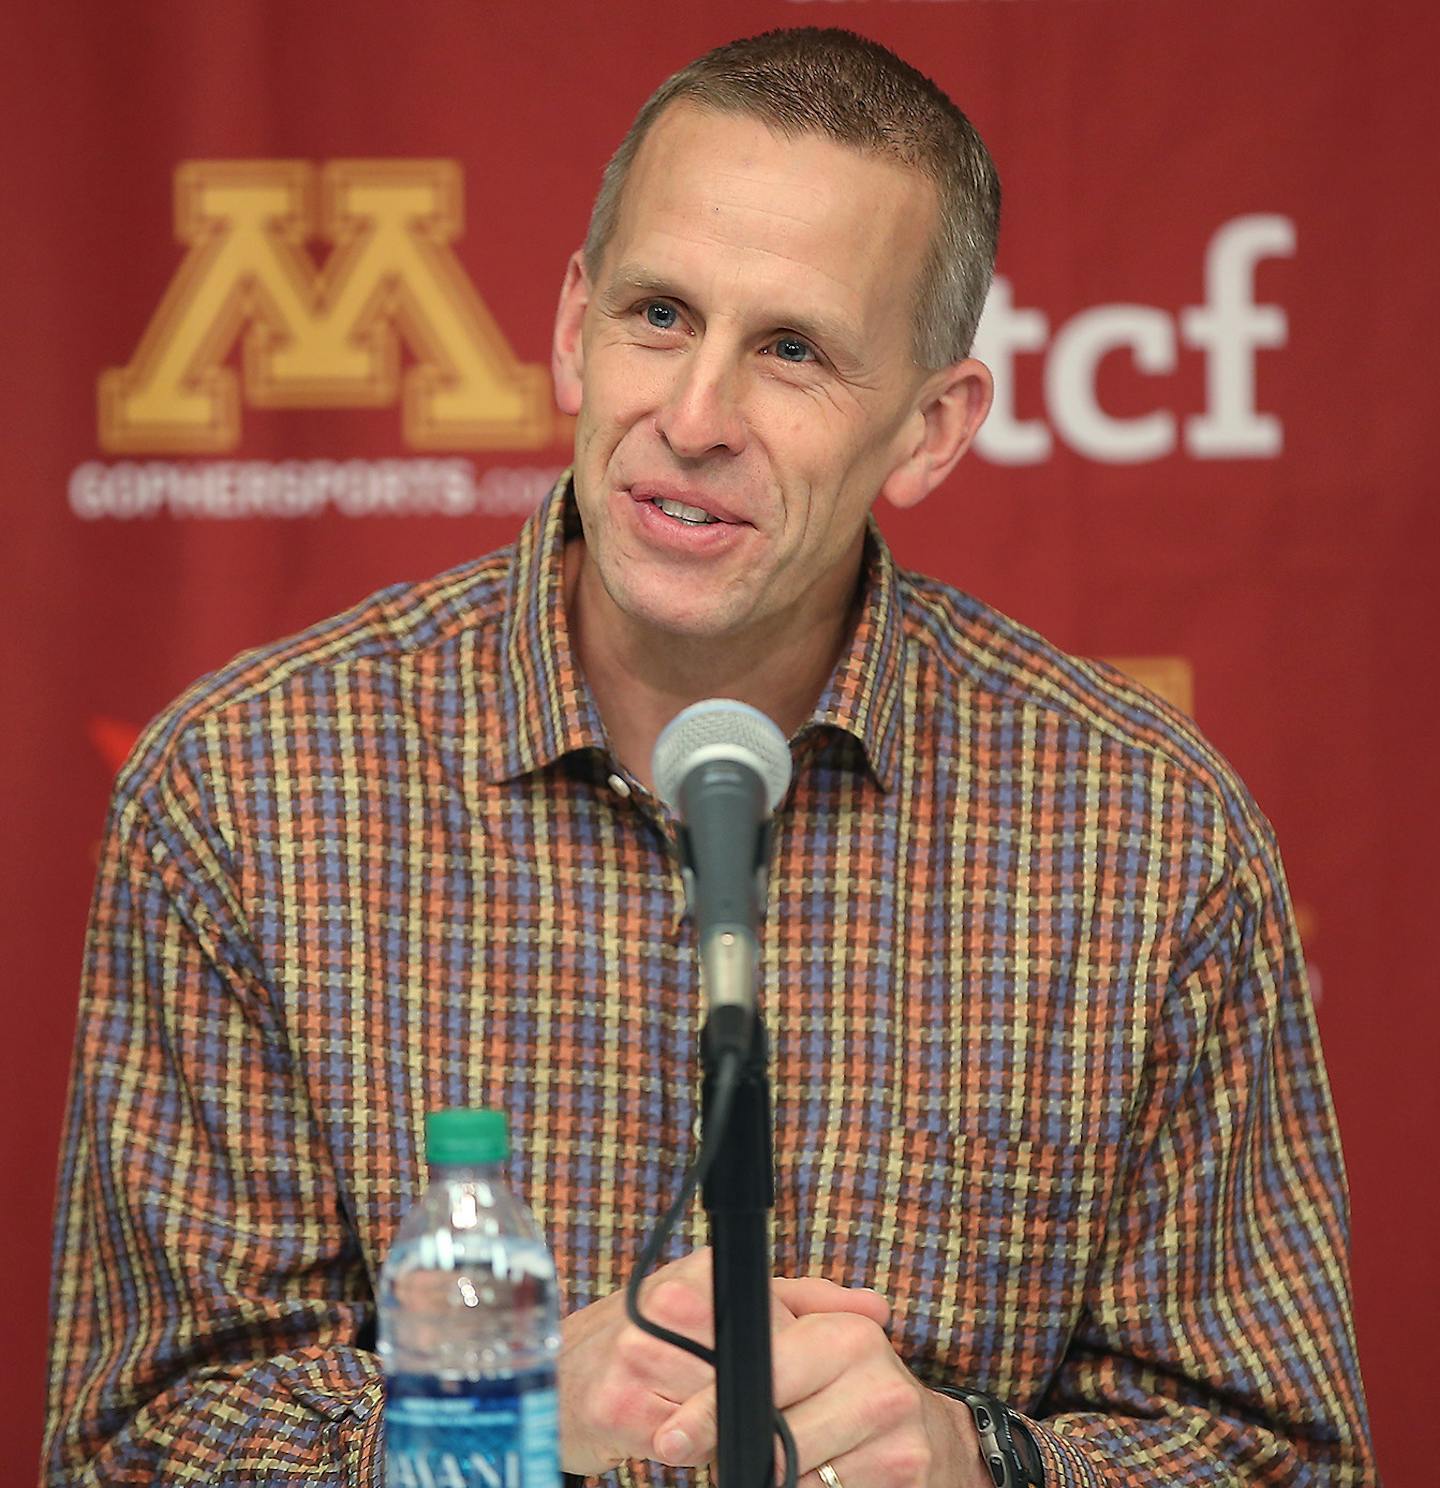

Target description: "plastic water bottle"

left=379, top=1108, right=561, bottom=1488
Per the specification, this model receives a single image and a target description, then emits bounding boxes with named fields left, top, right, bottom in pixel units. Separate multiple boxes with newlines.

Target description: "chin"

left=615, top=583, right=742, bottom=641
left=631, top=603, right=735, bottom=641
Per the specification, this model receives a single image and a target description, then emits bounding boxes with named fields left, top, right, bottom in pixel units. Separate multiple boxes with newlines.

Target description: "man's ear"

left=552, top=250, right=591, bottom=417
left=879, top=358, right=994, bottom=511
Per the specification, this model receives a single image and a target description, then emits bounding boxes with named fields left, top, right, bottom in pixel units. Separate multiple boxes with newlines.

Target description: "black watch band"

left=933, top=1386, right=1045, bottom=1488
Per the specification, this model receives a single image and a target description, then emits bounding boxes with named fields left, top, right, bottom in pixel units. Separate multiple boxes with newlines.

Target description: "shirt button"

left=607, top=773, right=632, bottom=799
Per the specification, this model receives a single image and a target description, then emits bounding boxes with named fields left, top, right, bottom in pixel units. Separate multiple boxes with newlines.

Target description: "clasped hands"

left=559, top=1248, right=991, bottom=1488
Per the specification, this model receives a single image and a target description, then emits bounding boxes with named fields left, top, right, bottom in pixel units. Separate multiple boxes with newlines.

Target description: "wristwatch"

left=934, top=1386, right=1045, bottom=1488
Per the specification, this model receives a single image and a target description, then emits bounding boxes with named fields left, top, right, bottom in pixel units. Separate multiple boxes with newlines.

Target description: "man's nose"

left=653, top=345, right=748, bottom=459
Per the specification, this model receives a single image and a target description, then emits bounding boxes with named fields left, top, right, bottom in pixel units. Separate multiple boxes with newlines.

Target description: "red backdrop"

left=4, top=2, right=1435, bottom=1481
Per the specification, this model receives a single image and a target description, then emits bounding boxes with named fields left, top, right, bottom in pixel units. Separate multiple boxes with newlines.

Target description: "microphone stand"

left=701, top=1007, right=776, bottom=1488
left=656, top=700, right=791, bottom=1488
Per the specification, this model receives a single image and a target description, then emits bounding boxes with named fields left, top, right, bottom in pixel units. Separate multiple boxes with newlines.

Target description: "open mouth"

left=650, top=497, right=722, bottom=526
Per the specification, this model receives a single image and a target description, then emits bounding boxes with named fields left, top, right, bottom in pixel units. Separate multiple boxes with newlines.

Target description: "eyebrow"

left=602, top=260, right=863, bottom=364
left=603, top=264, right=676, bottom=302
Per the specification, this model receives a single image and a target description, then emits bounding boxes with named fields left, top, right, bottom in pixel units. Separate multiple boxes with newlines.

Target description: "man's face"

left=553, top=105, right=954, bottom=653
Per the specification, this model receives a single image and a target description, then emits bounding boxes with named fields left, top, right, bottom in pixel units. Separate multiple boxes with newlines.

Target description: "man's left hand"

left=650, top=1277, right=991, bottom=1488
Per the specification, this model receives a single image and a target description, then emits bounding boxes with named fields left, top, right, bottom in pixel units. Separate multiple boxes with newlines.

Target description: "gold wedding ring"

left=817, top=1463, right=845, bottom=1488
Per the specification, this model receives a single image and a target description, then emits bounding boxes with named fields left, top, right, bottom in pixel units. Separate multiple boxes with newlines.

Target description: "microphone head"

left=652, top=698, right=793, bottom=814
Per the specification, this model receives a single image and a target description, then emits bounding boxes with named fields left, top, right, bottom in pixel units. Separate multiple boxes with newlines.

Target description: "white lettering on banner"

left=973, top=214, right=1296, bottom=464
left=67, top=460, right=560, bottom=521
left=1047, top=305, right=1178, bottom=463
left=1181, top=215, right=1296, bottom=456
left=976, top=278, right=1051, bottom=463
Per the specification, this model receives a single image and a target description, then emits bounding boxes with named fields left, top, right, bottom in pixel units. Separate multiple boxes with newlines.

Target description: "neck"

left=564, top=542, right=862, bottom=793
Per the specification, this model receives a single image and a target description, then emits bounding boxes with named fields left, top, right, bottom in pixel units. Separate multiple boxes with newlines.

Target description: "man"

left=45, top=28, right=1376, bottom=1488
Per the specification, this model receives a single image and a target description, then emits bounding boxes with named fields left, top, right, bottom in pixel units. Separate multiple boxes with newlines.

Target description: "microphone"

left=651, top=699, right=792, bottom=1051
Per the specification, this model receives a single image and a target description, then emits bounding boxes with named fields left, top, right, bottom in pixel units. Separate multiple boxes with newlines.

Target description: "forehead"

left=605, top=104, right=936, bottom=347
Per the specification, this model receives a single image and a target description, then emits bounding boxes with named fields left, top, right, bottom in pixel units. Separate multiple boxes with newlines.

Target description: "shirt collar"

left=490, top=473, right=608, bottom=782
left=802, top=519, right=907, bottom=794
left=489, top=475, right=907, bottom=793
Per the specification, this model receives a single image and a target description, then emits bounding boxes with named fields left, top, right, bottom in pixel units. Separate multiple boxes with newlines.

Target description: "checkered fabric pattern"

left=45, top=475, right=1376, bottom=1485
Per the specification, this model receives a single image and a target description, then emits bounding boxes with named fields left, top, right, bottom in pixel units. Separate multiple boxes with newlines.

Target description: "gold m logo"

left=99, top=159, right=554, bottom=453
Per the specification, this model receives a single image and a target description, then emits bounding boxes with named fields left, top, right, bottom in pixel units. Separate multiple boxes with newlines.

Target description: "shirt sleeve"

left=42, top=737, right=384, bottom=1485
left=1020, top=801, right=1378, bottom=1485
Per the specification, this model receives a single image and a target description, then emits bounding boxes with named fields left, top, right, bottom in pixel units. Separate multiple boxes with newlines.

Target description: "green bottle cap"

left=425, top=1108, right=509, bottom=1166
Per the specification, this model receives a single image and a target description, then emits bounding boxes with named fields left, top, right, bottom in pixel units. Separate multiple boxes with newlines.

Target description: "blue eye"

left=645, top=302, right=678, bottom=329
left=772, top=336, right=813, bottom=364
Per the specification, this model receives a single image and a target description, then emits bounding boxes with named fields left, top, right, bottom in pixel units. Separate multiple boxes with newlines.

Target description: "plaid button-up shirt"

left=46, top=476, right=1376, bottom=1485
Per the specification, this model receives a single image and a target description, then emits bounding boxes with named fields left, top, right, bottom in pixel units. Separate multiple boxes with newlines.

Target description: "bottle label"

left=384, top=1368, right=559, bottom=1488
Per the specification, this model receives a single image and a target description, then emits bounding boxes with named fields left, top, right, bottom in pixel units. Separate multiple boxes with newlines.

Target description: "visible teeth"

left=655, top=497, right=719, bottom=525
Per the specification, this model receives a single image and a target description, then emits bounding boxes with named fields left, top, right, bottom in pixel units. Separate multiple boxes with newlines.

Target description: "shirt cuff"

left=1026, top=1417, right=1107, bottom=1487
left=349, top=1384, right=385, bottom=1485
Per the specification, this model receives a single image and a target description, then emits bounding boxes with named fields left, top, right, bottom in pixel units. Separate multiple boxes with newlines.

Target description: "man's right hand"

left=559, top=1248, right=723, bottom=1475
left=557, top=1248, right=891, bottom=1477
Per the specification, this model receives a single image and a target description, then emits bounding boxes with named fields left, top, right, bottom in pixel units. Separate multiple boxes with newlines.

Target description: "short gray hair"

left=583, top=28, right=1001, bottom=368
